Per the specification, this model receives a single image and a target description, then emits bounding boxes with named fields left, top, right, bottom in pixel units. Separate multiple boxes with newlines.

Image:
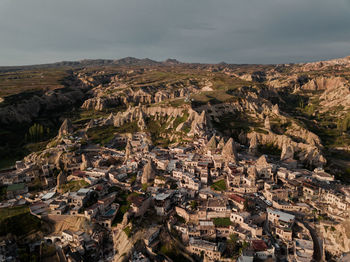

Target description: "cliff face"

left=318, top=220, right=350, bottom=254
left=80, top=78, right=192, bottom=111
left=247, top=131, right=326, bottom=167
left=221, top=138, right=238, bottom=163
left=0, top=89, right=85, bottom=124
left=0, top=71, right=93, bottom=125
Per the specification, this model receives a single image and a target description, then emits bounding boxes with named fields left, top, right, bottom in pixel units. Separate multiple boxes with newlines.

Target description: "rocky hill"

left=0, top=56, right=349, bottom=180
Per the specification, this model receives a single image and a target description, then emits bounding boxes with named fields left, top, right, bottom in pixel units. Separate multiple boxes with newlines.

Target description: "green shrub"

left=212, top=217, right=232, bottom=227
left=123, top=226, right=132, bottom=237
left=211, top=179, right=227, bottom=191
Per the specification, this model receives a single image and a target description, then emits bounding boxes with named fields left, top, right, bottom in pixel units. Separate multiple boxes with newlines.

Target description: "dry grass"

left=0, top=68, right=69, bottom=98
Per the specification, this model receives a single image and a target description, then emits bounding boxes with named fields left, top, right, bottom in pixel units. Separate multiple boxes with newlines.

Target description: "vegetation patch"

left=211, top=179, right=227, bottom=191
left=0, top=205, right=29, bottom=223
left=258, top=143, right=281, bottom=156
left=112, top=190, right=133, bottom=225
left=213, top=112, right=261, bottom=138
left=123, top=226, right=132, bottom=237
left=0, top=206, right=42, bottom=236
left=87, top=121, right=138, bottom=145
left=212, top=217, right=232, bottom=227
left=59, top=180, right=89, bottom=193
left=0, top=68, right=69, bottom=98
left=173, top=111, right=189, bottom=129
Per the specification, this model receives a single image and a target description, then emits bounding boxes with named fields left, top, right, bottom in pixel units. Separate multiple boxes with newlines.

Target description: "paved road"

left=301, top=221, right=323, bottom=262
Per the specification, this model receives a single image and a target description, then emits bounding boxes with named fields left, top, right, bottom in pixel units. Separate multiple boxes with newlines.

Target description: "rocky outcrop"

left=221, top=138, right=238, bottom=163
left=81, top=96, right=125, bottom=111
left=0, top=87, right=87, bottom=125
left=103, top=113, right=115, bottom=126
left=137, top=111, right=147, bottom=131
left=80, top=154, right=92, bottom=171
left=57, top=171, right=67, bottom=192
left=238, top=71, right=266, bottom=82
left=285, top=122, right=322, bottom=148
left=299, top=76, right=350, bottom=112
left=272, top=104, right=280, bottom=115
left=112, top=106, right=184, bottom=129
left=247, top=131, right=326, bottom=167
left=247, top=166, right=258, bottom=179
left=94, top=105, right=211, bottom=138
left=302, top=76, right=346, bottom=91
left=217, top=138, right=225, bottom=150
left=58, top=119, right=74, bottom=137
left=299, top=56, right=350, bottom=72
left=125, top=141, right=132, bottom=160
left=206, top=136, right=217, bottom=150
left=188, top=110, right=210, bottom=137
left=281, top=143, right=294, bottom=160
left=318, top=78, right=350, bottom=112
left=249, top=133, right=259, bottom=155
left=85, top=119, right=94, bottom=131
left=317, top=220, right=350, bottom=255
left=264, top=116, right=271, bottom=130
left=81, top=82, right=191, bottom=111
left=141, top=160, right=155, bottom=184
left=256, top=155, right=269, bottom=166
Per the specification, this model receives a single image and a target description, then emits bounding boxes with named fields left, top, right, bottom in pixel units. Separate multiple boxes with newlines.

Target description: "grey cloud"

left=0, top=0, right=350, bottom=65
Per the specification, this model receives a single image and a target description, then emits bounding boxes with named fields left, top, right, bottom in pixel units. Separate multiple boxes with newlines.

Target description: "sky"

left=1, top=0, right=350, bottom=66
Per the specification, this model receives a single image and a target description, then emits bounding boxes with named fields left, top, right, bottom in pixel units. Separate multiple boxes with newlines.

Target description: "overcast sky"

left=1, top=0, right=350, bottom=66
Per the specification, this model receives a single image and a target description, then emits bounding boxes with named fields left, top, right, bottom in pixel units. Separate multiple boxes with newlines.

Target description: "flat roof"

left=155, top=193, right=171, bottom=201
left=77, top=188, right=90, bottom=194
left=200, top=220, right=214, bottom=227
left=42, top=192, right=56, bottom=200
left=267, top=208, right=295, bottom=222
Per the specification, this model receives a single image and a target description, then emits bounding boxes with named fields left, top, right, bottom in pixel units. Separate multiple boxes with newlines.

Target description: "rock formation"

left=137, top=111, right=147, bottom=131
left=238, top=131, right=247, bottom=145
left=221, top=138, right=238, bottom=163
left=264, top=116, right=271, bottom=130
left=206, top=135, right=217, bottom=151
left=82, top=96, right=124, bottom=111
left=256, top=155, right=269, bottom=166
left=103, top=113, right=115, bottom=126
left=141, top=160, right=155, bottom=184
left=80, top=154, right=92, bottom=171
left=249, top=133, right=259, bottom=155
left=247, top=166, right=258, bottom=180
left=85, top=119, right=94, bottom=131
left=57, top=171, right=67, bottom=192
left=281, top=143, right=294, bottom=160
left=58, top=119, right=74, bottom=137
left=272, top=104, right=280, bottom=115
left=247, top=131, right=326, bottom=167
left=188, top=110, right=209, bottom=137
left=0, top=87, right=87, bottom=125
left=217, top=138, right=225, bottom=150
left=125, top=141, right=132, bottom=160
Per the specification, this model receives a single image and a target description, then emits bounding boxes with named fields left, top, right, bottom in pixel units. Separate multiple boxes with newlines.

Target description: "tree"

left=27, top=123, right=50, bottom=142
left=190, top=200, right=198, bottom=210
left=227, top=234, right=239, bottom=258
left=229, top=233, right=238, bottom=244
left=141, top=183, right=148, bottom=191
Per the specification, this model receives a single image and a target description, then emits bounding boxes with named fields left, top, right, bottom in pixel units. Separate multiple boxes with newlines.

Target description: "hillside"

left=0, top=56, right=349, bottom=180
